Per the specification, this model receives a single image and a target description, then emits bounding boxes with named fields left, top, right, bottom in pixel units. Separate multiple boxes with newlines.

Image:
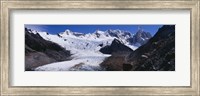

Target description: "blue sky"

left=25, top=25, right=164, bottom=35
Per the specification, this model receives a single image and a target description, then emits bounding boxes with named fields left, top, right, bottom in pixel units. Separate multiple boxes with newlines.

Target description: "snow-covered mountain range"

left=26, top=28, right=152, bottom=71
left=27, top=28, right=152, bottom=53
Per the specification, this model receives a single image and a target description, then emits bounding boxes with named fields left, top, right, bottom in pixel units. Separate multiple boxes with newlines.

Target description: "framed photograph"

left=1, top=0, right=199, bottom=95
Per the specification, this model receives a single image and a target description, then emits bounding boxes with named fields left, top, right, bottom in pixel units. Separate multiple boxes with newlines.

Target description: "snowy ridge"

left=36, top=29, right=139, bottom=52
left=26, top=28, right=151, bottom=71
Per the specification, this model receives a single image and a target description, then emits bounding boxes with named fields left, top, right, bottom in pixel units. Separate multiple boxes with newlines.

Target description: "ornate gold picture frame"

left=1, top=0, right=199, bottom=95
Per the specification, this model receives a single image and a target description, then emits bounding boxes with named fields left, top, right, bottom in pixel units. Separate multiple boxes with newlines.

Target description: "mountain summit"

left=129, top=28, right=152, bottom=46
left=99, top=38, right=133, bottom=54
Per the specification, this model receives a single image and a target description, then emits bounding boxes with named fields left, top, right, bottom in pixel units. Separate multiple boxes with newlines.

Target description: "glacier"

left=28, top=29, right=141, bottom=71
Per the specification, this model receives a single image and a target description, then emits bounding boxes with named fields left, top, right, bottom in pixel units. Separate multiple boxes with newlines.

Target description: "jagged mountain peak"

left=65, top=29, right=71, bottom=32
left=59, top=29, right=85, bottom=37
left=129, top=28, right=152, bottom=46
left=95, top=29, right=104, bottom=33
left=59, top=29, right=73, bottom=35
left=135, top=27, right=152, bottom=37
left=25, top=27, right=49, bottom=35
left=106, top=29, right=127, bottom=34
left=94, top=30, right=106, bottom=35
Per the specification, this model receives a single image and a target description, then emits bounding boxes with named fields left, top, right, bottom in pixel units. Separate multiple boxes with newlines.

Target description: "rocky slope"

left=100, top=25, right=175, bottom=71
left=125, top=25, right=175, bottom=71
left=99, top=39, right=134, bottom=71
left=25, top=28, right=71, bottom=71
